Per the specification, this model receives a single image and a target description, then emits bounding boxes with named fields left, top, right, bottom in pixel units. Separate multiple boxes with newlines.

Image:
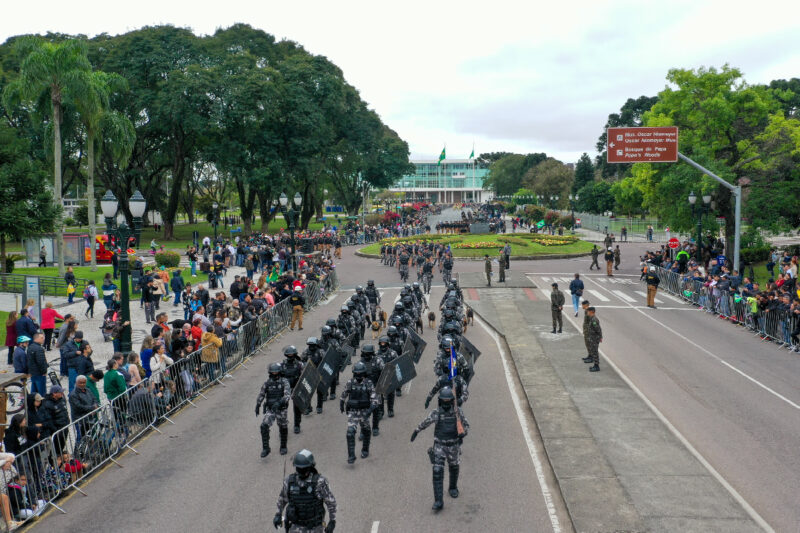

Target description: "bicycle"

left=74, top=410, right=125, bottom=467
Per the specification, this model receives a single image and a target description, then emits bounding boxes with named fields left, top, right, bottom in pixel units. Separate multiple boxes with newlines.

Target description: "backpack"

left=83, top=286, right=92, bottom=299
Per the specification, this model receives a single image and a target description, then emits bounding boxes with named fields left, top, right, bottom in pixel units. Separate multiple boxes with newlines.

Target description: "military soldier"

left=613, top=245, right=621, bottom=271
left=340, top=361, right=379, bottom=463
left=274, top=449, right=337, bottom=533
left=256, top=362, right=291, bottom=457
left=580, top=299, right=591, bottom=360
left=498, top=251, right=506, bottom=283
left=604, top=247, right=614, bottom=277
left=589, top=245, right=600, bottom=270
left=582, top=307, right=602, bottom=372
left=550, top=282, right=565, bottom=334
left=281, top=345, right=306, bottom=433
left=411, top=387, right=469, bottom=511
left=484, top=254, right=492, bottom=287
left=645, top=265, right=660, bottom=309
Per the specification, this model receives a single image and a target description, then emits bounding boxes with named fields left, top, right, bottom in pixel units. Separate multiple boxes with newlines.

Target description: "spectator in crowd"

left=4, top=311, right=17, bottom=365
left=14, top=310, right=37, bottom=344
left=103, top=359, right=127, bottom=402
left=12, top=336, right=29, bottom=375
left=42, top=385, right=69, bottom=452
left=40, top=302, right=64, bottom=352
left=69, top=375, right=99, bottom=422
left=26, top=333, right=48, bottom=396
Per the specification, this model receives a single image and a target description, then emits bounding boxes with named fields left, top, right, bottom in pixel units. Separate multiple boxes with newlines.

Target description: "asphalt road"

left=30, top=237, right=563, bottom=533
left=524, top=242, right=800, bottom=533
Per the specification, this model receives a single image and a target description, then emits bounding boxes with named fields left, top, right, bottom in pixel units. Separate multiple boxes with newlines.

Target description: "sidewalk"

left=465, top=287, right=761, bottom=533
left=0, top=264, right=247, bottom=394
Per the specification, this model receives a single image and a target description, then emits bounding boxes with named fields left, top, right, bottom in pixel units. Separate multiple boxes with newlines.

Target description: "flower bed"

left=452, top=241, right=502, bottom=249
left=519, top=235, right=579, bottom=246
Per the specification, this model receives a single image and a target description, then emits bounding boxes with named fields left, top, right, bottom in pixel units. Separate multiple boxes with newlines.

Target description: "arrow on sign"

left=609, top=142, right=615, bottom=148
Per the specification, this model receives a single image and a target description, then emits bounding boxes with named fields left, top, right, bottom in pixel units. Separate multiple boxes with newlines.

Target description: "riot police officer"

left=256, top=362, right=291, bottom=457
left=303, top=337, right=327, bottom=414
left=281, top=345, right=306, bottom=434
left=337, top=306, right=355, bottom=338
left=377, top=335, right=399, bottom=417
left=425, top=373, right=469, bottom=408
left=364, top=280, right=381, bottom=321
left=319, top=325, right=341, bottom=400
left=412, top=282, right=427, bottom=308
left=274, top=449, right=337, bottom=532
left=410, top=387, right=469, bottom=511
left=340, top=362, right=378, bottom=463
left=359, top=344, right=385, bottom=435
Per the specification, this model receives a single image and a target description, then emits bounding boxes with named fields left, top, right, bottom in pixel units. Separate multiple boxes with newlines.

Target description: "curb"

left=354, top=250, right=592, bottom=261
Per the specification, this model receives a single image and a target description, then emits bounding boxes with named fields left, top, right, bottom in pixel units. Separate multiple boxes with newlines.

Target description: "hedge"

left=155, top=251, right=181, bottom=268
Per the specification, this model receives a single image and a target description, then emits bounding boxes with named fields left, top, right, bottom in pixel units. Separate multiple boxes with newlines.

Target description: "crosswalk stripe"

left=587, top=289, right=610, bottom=302
left=541, top=277, right=551, bottom=283
left=612, top=290, right=636, bottom=303
left=635, top=290, right=663, bottom=304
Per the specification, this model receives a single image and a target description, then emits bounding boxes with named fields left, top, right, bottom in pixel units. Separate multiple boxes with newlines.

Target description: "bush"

left=155, top=251, right=181, bottom=268
left=559, top=215, right=574, bottom=229
left=2, top=254, right=24, bottom=273
left=524, top=205, right=546, bottom=221
left=74, top=205, right=89, bottom=226
left=64, top=217, right=76, bottom=227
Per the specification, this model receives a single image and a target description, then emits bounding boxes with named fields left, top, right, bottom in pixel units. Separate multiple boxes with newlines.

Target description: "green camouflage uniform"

left=586, top=314, right=602, bottom=365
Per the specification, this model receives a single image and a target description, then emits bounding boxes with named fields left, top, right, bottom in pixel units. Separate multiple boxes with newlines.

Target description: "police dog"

left=428, top=311, right=436, bottom=330
left=371, top=319, right=382, bottom=339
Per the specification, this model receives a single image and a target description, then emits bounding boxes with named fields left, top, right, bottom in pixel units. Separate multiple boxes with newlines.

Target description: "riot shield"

left=407, top=328, right=427, bottom=364
left=338, top=343, right=355, bottom=369
left=375, top=353, right=417, bottom=395
left=348, top=331, right=359, bottom=349
left=317, top=346, right=342, bottom=389
left=460, top=335, right=481, bottom=365
left=291, top=363, right=321, bottom=412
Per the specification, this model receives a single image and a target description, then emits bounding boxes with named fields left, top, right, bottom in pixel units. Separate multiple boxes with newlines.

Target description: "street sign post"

left=668, top=237, right=680, bottom=249
left=606, top=127, right=678, bottom=163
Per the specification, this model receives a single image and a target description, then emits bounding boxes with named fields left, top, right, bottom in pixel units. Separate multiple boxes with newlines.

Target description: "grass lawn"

left=0, top=310, right=8, bottom=346
left=360, top=233, right=594, bottom=258
left=11, top=265, right=203, bottom=299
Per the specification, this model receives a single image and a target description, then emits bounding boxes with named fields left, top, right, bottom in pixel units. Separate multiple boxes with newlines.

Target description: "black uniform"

left=282, top=357, right=305, bottom=432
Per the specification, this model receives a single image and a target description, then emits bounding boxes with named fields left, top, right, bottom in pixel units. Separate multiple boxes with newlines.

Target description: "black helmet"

left=400, top=288, right=409, bottom=297
left=412, top=282, right=420, bottom=289
left=391, top=315, right=404, bottom=325
left=387, top=326, right=398, bottom=336
left=326, top=318, right=337, bottom=327
left=268, top=362, right=282, bottom=376
left=438, top=386, right=455, bottom=409
left=394, top=302, right=404, bottom=311
left=350, top=294, right=359, bottom=302
left=404, top=283, right=412, bottom=291
left=452, top=279, right=459, bottom=288
left=306, top=337, right=319, bottom=347
left=402, top=296, right=413, bottom=305
left=346, top=300, right=356, bottom=309
left=340, top=305, right=349, bottom=313
left=443, top=309, right=455, bottom=319
left=378, top=335, right=390, bottom=346
left=440, top=338, right=452, bottom=350
left=361, top=344, right=376, bottom=355
left=353, top=361, right=367, bottom=377
left=449, top=282, right=456, bottom=290
left=294, top=448, right=316, bottom=468
left=356, top=286, right=363, bottom=293
left=321, top=325, right=332, bottom=336
left=283, top=345, right=298, bottom=357
left=445, top=297, right=457, bottom=308
left=367, top=280, right=375, bottom=286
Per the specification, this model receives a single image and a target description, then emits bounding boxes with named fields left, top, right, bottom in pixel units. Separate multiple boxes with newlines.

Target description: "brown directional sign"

left=606, top=127, right=678, bottom=163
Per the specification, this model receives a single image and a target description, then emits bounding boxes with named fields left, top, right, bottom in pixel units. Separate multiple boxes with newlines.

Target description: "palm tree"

left=72, top=71, right=135, bottom=270
left=3, top=37, right=92, bottom=275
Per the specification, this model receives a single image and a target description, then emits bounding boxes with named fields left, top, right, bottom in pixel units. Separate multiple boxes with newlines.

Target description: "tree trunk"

left=258, top=193, right=271, bottom=232
left=53, top=101, right=65, bottom=275
left=87, top=131, right=97, bottom=271
left=163, top=221, right=174, bottom=240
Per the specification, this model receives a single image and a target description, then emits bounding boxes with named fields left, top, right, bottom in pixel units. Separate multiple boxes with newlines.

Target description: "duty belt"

left=435, top=438, right=459, bottom=446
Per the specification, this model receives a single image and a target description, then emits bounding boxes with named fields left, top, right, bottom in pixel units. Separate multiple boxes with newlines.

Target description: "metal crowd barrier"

left=3, top=270, right=338, bottom=530
left=649, top=266, right=796, bottom=349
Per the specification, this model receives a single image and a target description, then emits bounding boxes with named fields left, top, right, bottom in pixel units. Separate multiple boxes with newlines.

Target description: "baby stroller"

left=100, top=309, right=118, bottom=342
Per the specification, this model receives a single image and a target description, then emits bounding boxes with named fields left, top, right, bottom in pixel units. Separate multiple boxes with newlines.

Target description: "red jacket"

left=4, top=323, right=16, bottom=347
left=41, top=308, right=64, bottom=330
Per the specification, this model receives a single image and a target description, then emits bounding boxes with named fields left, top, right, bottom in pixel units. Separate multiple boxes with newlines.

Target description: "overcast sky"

left=3, top=0, right=799, bottom=163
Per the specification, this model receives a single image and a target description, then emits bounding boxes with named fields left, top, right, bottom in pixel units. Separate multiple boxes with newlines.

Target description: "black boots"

left=589, top=364, right=600, bottom=372
left=582, top=356, right=593, bottom=363
left=361, top=431, right=371, bottom=459
left=551, top=328, right=557, bottom=334
left=260, top=426, right=270, bottom=458
left=347, top=432, right=356, bottom=464
left=448, top=464, right=460, bottom=498
left=387, top=393, right=395, bottom=418
left=432, top=466, right=444, bottom=511
left=279, top=427, right=288, bottom=455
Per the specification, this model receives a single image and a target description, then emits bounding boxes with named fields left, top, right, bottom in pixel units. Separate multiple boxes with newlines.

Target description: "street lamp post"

left=688, top=191, right=712, bottom=263
left=100, top=190, right=145, bottom=353
left=130, top=190, right=145, bottom=246
left=279, top=192, right=303, bottom=273
left=212, top=202, right=219, bottom=244
left=569, top=194, right=579, bottom=228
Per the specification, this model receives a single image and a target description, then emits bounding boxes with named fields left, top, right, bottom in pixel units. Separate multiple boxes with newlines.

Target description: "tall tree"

left=4, top=37, right=92, bottom=274
left=521, top=158, right=574, bottom=207
left=72, top=70, right=135, bottom=269
left=573, top=152, right=594, bottom=193
left=0, top=120, right=59, bottom=271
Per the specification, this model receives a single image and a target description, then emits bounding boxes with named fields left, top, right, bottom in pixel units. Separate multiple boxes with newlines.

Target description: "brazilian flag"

left=537, top=220, right=545, bottom=229
left=438, top=146, right=446, bottom=166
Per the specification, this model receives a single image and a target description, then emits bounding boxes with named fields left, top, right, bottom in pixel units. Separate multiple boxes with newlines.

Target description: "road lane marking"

left=611, top=290, right=636, bottom=303
left=476, top=315, right=562, bottom=533
left=586, top=277, right=800, bottom=411
left=586, top=289, right=609, bottom=302
left=371, top=521, right=380, bottom=533
left=538, top=284, right=776, bottom=533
